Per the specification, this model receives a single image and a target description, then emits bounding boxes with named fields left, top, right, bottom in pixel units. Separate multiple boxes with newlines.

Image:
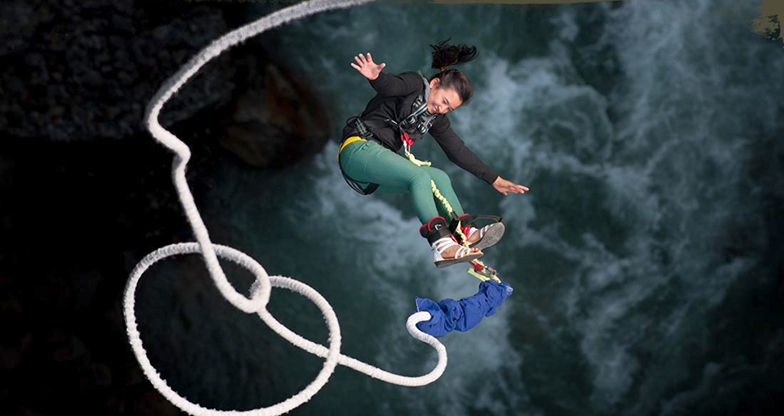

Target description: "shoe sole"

left=471, top=222, right=505, bottom=251
left=434, top=252, right=484, bottom=269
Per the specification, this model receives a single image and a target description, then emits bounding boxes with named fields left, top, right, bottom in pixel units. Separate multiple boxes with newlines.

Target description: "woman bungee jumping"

left=338, top=40, right=529, bottom=268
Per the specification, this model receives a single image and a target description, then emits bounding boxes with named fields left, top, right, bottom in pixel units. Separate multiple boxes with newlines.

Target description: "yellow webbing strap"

left=337, top=136, right=366, bottom=161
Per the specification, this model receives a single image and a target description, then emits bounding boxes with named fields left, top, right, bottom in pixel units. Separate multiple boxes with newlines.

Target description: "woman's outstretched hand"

left=493, top=177, right=529, bottom=195
left=350, top=53, right=385, bottom=80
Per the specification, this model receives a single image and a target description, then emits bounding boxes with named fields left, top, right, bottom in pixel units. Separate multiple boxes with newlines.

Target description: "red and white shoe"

left=432, top=236, right=483, bottom=268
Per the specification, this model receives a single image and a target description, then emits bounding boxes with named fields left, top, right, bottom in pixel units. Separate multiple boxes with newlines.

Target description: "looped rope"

left=125, top=1, right=448, bottom=415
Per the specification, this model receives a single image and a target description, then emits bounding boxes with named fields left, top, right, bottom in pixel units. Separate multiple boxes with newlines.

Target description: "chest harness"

left=339, top=72, right=436, bottom=194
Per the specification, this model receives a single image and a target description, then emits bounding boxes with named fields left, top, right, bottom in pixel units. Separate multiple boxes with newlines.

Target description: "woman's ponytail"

left=429, top=39, right=477, bottom=104
left=430, top=38, right=478, bottom=71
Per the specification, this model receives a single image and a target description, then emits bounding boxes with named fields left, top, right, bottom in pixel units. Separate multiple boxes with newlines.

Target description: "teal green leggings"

left=339, top=139, right=465, bottom=224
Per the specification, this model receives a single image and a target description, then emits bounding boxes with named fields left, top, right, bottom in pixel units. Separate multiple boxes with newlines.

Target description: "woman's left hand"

left=492, top=177, right=529, bottom=195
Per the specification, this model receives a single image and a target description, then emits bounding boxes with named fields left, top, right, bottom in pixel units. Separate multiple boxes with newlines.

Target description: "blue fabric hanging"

left=414, top=281, right=513, bottom=337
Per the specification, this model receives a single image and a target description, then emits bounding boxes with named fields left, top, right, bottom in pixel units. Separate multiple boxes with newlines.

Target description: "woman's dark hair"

left=429, top=38, right=477, bottom=104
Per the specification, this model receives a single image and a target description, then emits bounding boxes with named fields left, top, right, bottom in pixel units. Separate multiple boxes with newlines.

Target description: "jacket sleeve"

left=429, top=115, right=499, bottom=185
left=368, top=71, right=423, bottom=97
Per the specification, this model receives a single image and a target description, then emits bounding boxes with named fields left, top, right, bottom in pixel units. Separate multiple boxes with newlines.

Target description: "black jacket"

left=342, top=71, right=499, bottom=185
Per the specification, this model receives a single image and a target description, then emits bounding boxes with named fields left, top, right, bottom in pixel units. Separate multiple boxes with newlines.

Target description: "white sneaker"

left=432, top=236, right=483, bottom=268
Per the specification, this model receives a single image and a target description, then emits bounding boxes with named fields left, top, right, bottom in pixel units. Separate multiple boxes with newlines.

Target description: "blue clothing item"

left=415, top=281, right=514, bottom=337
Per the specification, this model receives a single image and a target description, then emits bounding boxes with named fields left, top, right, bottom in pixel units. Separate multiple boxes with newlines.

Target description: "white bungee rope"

left=123, top=1, right=447, bottom=415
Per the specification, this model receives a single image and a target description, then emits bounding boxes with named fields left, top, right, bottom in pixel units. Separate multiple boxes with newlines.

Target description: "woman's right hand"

left=350, top=53, right=385, bottom=80
left=492, top=176, right=529, bottom=196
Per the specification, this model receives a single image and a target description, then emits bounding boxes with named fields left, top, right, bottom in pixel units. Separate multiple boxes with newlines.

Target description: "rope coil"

left=125, top=1, right=448, bottom=415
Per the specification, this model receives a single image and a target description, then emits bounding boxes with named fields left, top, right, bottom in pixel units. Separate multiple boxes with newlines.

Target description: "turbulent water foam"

left=486, top=0, right=782, bottom=414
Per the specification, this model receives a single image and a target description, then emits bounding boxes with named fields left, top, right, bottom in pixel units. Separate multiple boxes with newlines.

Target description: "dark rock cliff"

left=0, top=0, right=331, bottom=164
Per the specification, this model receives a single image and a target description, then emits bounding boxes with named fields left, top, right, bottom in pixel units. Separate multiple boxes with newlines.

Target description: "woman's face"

left=427, top=78, right=463, bottom=115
